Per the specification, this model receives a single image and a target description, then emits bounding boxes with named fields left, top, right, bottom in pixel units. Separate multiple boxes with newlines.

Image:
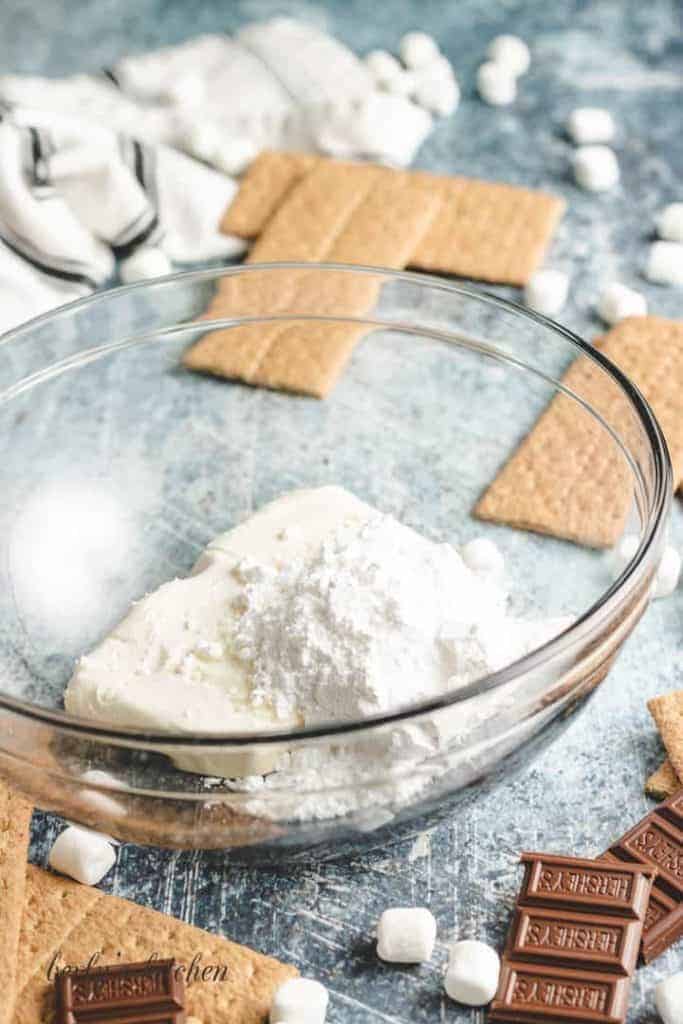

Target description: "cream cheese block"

left=65, top=486, right=374, bottom=775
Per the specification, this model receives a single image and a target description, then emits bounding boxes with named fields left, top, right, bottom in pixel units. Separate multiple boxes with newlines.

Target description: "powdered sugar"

left=66, top=483, right=572, bottom=822
left=233, top=512, right=568, bottom=729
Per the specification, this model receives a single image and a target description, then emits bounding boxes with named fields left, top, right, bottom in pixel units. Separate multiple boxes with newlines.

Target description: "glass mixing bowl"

left=0, top=264, right=672, bottom=854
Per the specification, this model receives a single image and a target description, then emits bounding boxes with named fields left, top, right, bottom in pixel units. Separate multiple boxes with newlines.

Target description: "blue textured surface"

left=3, top=1, right=683, bottom=1020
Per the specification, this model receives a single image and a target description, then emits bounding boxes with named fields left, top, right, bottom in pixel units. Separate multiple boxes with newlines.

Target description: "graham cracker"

left=184, top=160, right=440, bottom=397
left=13, top=865, right=297, bottom=1024
left=206, top=154, right=564, bottom=395
left=411, top=171, right=565, bottom=285
left=475, top=316, right=683, bottom=547
left=645, top=758, right=681, bottom=800
left=220, top=151, right=320, bottom=239
left=648, top=690, right=683, bottom=784
left=0, top=782, right=32, bottom=1024
left=220, top=151, right=565, bottom=286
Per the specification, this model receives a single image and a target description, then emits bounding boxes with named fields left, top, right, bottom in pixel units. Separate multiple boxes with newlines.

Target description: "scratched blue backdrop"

left=3, top=1, right=682, bottom=1020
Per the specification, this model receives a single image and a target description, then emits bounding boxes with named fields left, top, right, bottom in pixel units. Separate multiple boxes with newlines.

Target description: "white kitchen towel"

left=0, top=120, right=113, bottom=330
left=0, top=18, right=437, bottom=335
left=9, top=106, right=245, bottom=263
left=0, top=113, right=245, bottom=333
left=0, top=19, right=434, bottom=171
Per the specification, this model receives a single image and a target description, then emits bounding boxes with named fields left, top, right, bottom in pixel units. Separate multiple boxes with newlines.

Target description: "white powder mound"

left=233, top=512, right=568, bottom=727
left=66, top=485, right=573, bottom=823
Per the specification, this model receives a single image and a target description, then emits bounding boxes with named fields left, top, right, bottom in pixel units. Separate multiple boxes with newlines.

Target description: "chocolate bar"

left=517, top=854, right=653, bottom=921
left=56, top=959, right=185, bottom=1024
left=603, top=789, right=683, bottom=962
left=489, top=853, right=654, bottom=1023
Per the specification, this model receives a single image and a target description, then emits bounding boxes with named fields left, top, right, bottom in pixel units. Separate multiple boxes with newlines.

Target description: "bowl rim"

left=0, top=261, right=673, bottom=748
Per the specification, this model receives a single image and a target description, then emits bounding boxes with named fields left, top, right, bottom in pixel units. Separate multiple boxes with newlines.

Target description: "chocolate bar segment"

left=56, top=959, right=185, bottom=1024
left=603, top=788, right=683, bottom=962
left=657, top=790, right=683, bottom=828
left=490, top=854, right=654, bottom=1024
left=492, top=963, right=630, bottom=1024
left=613, top=817, right=682, bottom=897
left=509, top=907, right=641, bottom=975
left=519, top=854, right=652, bottom=919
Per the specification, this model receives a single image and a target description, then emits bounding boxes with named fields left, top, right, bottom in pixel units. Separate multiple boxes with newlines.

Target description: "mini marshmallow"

left=386, top=69, right=417, bottom=98
left=598, top=282, right=647, bottom=325
left=424, top=54, right=457, bottom=83
left=461, top=537, right=505, bottom=580
left=80, top=768, right=128, bottom=789
left=647, top=241, right=683, bottom=285
left=477, top=62, right=516, bottom=106
left=120, top=247, right=172, bottom=283
left=656, top=971, right=683, bottom=1024
left=364, top=49, right=403, bottom=88
left=49, top=825, right=117, bottom=886
left=414, top=72, right=460, bottom=116
left=400, top=31, right=441, bottom=69
left=80, top=768, right=128, bottom=819
left=270, top=978, right=328, bottom=1024
left=656, top=203, right=683, bottom=243
left=609, top=533, right=639, bottom=579
left=654, top=546, right=681, bottom=599
left=376, top=906, right=437, bottom=963
left=524, top=269, right=570, bottom=317
left=183, top=121, right=222, bottom=163
left=573, top=145, right=620, bottom=192
left=212, top=137, right=258, bottom=177
left=486, top=35, right=530, bottom=76
left=445, top=940, right=500, bottom=1006
left=566, top=107, right=615, bottom=145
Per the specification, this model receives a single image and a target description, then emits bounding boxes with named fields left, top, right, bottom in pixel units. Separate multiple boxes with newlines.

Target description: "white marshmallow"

left=421, top=54, right=456, bottom=83
left=386, top=69, right=417, bottom=97
left=566, top=108, right=615, bottom=145
left=647, top=241, right=683, bottom=285
left=80, top=768, right=127, bottom=789
left=598, top=282, right=647, bottom=325
left=573, top=145, right=620, bottom=192
left=120, top=247, right=172, bottom=283
left=609, top=533, right=639, bottom=579
left=400, top=31, right=441, bottom=69
left=656, top=203, right=683, bottom=243
left=445, top=940, right=500, bottom=1006
left=376, top=907, right=437, bottom=963
left=524, top=269, right=570, bottom=316
left=183, top=121, right=222, bottom=163
left=461, top=538, right=505, bottom=580
left=364, top=49, right=403, bottom=87
left=80, top=768, right=128, bottom=819
left=656, top=972, right=683, bottom=1024
left=486, top=35, right=530, bottom=76
left=312, top=92, right=432, bottom=168
left=477, top=62, right=516, bottom=106
left=270, top=978, right=328, bottom=1024
left=654, top=546, right=681, bottom=599
left=65, top=820, right=120, bottom=846
left=49, top=825, right=117, bottom=886
left=212, top=137, right=258, bottom=177
left=414, top=72, right=460, bottom=116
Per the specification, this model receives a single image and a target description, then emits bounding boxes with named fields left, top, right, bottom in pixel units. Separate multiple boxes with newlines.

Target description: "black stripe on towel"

left=0, top=235, right=97, bottom=290
left=111, top=213, right=160, bottom=261
left=101, top=68, right=121, bottom=88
